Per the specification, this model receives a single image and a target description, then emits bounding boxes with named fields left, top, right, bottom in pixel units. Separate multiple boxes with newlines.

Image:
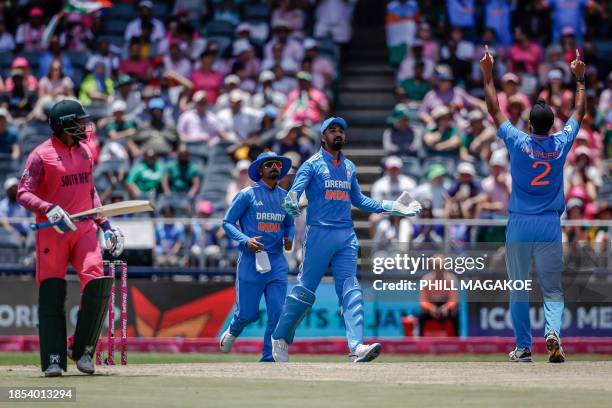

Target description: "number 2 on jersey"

left=531, top=161, right=551, bottom=186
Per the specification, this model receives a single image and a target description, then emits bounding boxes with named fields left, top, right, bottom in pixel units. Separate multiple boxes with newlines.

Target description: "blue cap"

left=320, top=117, right=347, bottom=134
left=248, top=152, right=292, bottom=182
left=148, top=97, right=165, bottom=110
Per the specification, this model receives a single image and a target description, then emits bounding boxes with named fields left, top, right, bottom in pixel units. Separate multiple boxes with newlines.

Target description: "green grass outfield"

left=2, top=353, right=612, bottom=408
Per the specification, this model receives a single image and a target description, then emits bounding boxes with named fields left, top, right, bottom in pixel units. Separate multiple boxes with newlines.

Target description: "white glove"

left=104, top=226, right=125, bottom=257
left=45, top=205, right=77, bottom=234
left=382, top=191, right=422, bottom=217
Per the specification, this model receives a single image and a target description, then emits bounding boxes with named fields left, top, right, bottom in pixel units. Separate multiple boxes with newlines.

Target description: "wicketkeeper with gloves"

left=17, top=99, right=125, bottom=377
left=272, top=117, right=421, bottom=363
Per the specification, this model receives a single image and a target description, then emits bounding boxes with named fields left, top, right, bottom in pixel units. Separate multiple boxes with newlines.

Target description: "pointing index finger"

left=575, top=49, right=580, bottom=60
left=484, top=44, right=489, bottom=55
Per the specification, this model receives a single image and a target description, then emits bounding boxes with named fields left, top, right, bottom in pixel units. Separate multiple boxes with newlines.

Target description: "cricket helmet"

left=49, top=99, right=91, bottom=140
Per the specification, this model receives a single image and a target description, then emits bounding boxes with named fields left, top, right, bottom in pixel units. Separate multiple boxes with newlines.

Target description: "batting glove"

left=45, top=205, right=77, bottom=234
left=103, top=225, right=125, bottom=257
left=282, top=194, right=300, bottom=217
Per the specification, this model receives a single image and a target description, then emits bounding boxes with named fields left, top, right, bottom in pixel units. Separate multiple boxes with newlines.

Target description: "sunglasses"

left=262, top=161, right=283, bottom=169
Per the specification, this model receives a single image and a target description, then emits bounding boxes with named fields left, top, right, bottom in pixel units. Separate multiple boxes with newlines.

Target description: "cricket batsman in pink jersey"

left=17, top=99, right=125, bottom=377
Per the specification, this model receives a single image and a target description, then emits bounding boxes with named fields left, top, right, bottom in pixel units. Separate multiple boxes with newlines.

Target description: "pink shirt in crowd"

left=509, top=42, right=543, bottom=73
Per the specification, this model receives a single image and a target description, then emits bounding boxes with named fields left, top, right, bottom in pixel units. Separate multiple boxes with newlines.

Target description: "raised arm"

left=480, top=45, right=507, bottom=128
left=570, top=49, right=587, bottom=124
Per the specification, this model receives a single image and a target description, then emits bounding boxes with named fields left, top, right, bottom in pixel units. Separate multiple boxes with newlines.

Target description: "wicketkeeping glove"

left=103, top=225, right=125, bottom=257
left=282, top=193, right=300, bottom=217
left=45, top=205, right=77, bottom=234
left=382, top=191, right=422, bottom=217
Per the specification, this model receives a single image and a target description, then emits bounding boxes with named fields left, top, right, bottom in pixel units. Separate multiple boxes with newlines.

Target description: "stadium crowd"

left=0, top=0, right=609, bottom=267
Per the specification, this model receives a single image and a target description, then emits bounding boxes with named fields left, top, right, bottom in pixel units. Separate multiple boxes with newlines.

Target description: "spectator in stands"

left=313, top=0, right=358, bottom=47
left=111, top=75, right=141, bottom=121
left=440, top=38, right=472, bottom=86
left=133, top=98, right=178, bottom=155
left=272, top=0, right=306, bottom=38
left=162, top=144, right=202, bottom=200
left=369, top=156, right=417, bottom=237
left=105, top=100, right=139, bottom=157
left=423, top=106, right=461, bottom=156
left=397, top=41, right=435, bottom=82
left=0, top=177, right=29, bottom=244
left=446, top=0, right=475, bottom=30
left=508, top=27, right=543, bottom=75
left=539, top=0, right=594, bottom=43
left=270, top=62, right=298, bottom=95
left=232, top=39, right=261, bottom=84
left=411, top=200, right=444, bottom=246
left=252, top=70, right=287, bottom=109
left=234, top=23, right=261, bottom=56
left=419, top=65, right=485, bottom=125
left=126, top=148, right=165, bottom=199
left=497, top=73, right=531, bottom=117
left=484, top=0, right=512, bottom=46
left=30, top=59, right=75, bottom=121
left=272, top=122, right=314, bottom=165
left=225, top=160, right=251, bottom=205
left=1, top=68, right=37, bottom=121
left=191, top=47, right=223, bottom=104
left=217, top=90, right=263, bottom=142
left=383, top=104, right=420, bottom=156
left=414, top=163, right=450, bottom=218
left=441, top=27, right=475, bottom=63
left=86, top=39, right=119, bottom=79
left=385, top=0, right=420, bottom=66
left=0, top=108, right=19, bottom=160
left=189, top=199, right=223, bottom=267
left=397, top=60, right=431, bottom=102
left=155, top=203, right=186, bottom=266
left=538, top=70, right=573, bottom=116
left=164, top=39, right=192, bottom=79
left=265, top=20, right=304, bottom=67
left=475, top=149, right=511, bottom=217
left=15, top=7, right=45, bottom=52
left=304, top=38, right=336, bottom=89
left=565, top=146, right=601, bottom=203
left=506, top=94, right=528, bottom=130
left=4, top=57, right=37, bottom=93
left=539, top=44, right=571, bottom=84
left=120, top=38, right=153, bottom=82
left=79, top=61, right=114, bottom=106
left=418, top=253, right=459, bottom=336
left=416, top=22, right=438, bottom=62
left=0, top=19, right=15, bottom=53
left=283, top=71, right=329, bottom=126
left=459, top=109, right=496, bottom=162
left=38, top=34, right=75, bottom=79
left=214, top=74, right=248, bottom=110
left=213, top=0, right=241, bottom=24
left=177, top=90, right=225, bottom=144
left=124, top=0, right=165, bottom=44
left=446, top=162, right=481, bottom=219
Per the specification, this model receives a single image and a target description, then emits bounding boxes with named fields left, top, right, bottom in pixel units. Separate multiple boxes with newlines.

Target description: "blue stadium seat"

left=66, top=51, right=89, bottom=70
left=19, top=51, right=39, bottom=71
left=151, top=2, right=169, bottom=20
left=185, top=142, right=209, bottom=160
left=103, top=3, right=137, bottom=19
left=244, top=3, right=271, bottom=21
left=102, top=19, right=130, bottom=36
left=204, top=20, right=237, bottom=37
left=0, top=52, right=13, bottom=72
left=97, top=35, right=125, bottom=49
left=156, top=194, right=193, bottom=217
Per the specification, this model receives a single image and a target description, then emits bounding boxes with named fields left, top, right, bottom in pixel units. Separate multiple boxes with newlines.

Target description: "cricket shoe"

left=350, top=343, right=382, bottom=363
left=76, top=354, right=95, bottom=375
left=546, top=331, right=566, bottom=363
left=272, top=337, right=289, bottom=362
left=44, top=364, right=63, bottom=377
left=508, top=347, right=532, bottom=362
left=219, top=329, right=236, bottom=353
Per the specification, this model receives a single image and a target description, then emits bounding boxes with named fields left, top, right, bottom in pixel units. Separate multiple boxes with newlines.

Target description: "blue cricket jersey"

left=497, top=119, right=580, bottom=215
left=223, top=182, right=295, bottom=254
left=289, top=148, right=384, bottom=228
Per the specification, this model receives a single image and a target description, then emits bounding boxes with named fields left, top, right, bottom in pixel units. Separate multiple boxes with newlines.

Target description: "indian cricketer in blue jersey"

left=481, top=46, right=586, bottom=363
left=221, top=152, right=295, bottom=362
left=271, top=117, right=422, bottom=362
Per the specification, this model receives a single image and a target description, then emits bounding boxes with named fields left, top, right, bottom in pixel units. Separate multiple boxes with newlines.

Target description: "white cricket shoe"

left=272, top=337, right=289, bottom=362
left=349, top=343, right=382, bottom=363
left=219, top=329, right=236, bottom=353
left=508, top=347, right=533, bottom=362
left=76, top=354, right=95, bottom=375
left=546, top=331, right=566, bottom=363
left=44, top=364, right=62, bottom=377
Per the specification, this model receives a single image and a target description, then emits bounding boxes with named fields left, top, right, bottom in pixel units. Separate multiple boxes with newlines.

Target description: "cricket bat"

left=30, top=200, right=155, bottom=231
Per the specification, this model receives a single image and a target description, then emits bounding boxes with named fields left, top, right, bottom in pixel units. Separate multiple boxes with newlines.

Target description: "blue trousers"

left=229, top=251, right=288, bottom=362
left=298, top=226, right=361, bottom=347
left=506, top=213, right=564, bottom=349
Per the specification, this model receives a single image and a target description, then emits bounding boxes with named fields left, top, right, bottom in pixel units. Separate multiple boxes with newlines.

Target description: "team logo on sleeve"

left=21, top=169, right=30, bottom=180
left=564, top=124, right=573, bottom=132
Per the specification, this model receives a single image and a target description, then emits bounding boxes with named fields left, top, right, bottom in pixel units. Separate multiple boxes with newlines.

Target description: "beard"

left=326, top=137, right=344, bottom=151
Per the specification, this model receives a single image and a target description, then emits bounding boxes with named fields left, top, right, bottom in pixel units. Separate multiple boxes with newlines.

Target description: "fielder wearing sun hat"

left=248, top=152, right=292, bottom=182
